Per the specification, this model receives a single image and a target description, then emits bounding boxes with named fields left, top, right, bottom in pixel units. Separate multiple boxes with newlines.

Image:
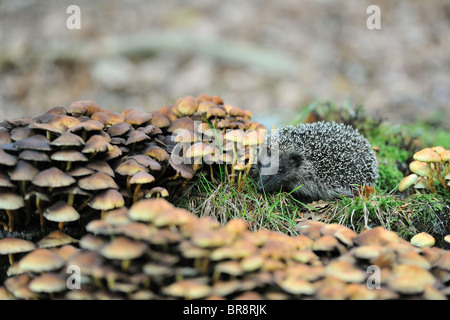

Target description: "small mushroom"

left=0, top=238, right=36, bottom=265
left=44, top=200, right=80, bottom=231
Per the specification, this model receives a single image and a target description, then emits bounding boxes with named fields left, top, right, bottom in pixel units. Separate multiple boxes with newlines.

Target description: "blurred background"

left=0, top=0, right=449, bottom=129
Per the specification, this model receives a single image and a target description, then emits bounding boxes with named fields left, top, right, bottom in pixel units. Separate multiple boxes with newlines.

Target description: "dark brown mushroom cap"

left=28, top=123, right=63, bottom=135
left=10, top=160, right=39, bottom=182
left=67, top=166, right=95, bottom=177
left=0, top=172, right=15, bottom=188
left=88, top=189, right=125, bottom=211
left=78, top=172, right=119, bottom=190
left=125, top=130, right=151, bottom=145
left=10, top=127, right=36, bottom=141
left=107, top=122, right=132, bottom=137
left=69, top=120, right=104, bottom=135
left=32, top=167, right=76, bottom=188
left=44, top=200, right=80, bottom=223
left=48, top=115, right=82, bottom=132
left=68, top=100, right=102, bottom=116
left=0, top=148, right=17, bottom=166
left=14, top=134, right=51, bottom=151
left=86, top=160, right=115, bottom=177
left=0, top=238, right=36, bottom=255
left=18, top=150, right=51, bottom=162
left=130, top=155, right=162, bottom=171
left=50, top=132, right=85, bottom=147
left=51, top=150, right=89, bottom=162
left=124, top=110, right=153, bottom=126
left=82, top=135, right=114, bottom=153
left=136, top=124, right=156, bottom=135
left=0, top=192, right=25, bottom=210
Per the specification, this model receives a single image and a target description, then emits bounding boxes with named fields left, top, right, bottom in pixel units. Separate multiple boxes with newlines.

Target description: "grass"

left=173, top=102, right=450, bottom=248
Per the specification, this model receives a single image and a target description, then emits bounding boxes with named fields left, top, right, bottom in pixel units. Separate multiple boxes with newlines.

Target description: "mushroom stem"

left=230, top=143, right=237, bottom=183
left=66, top=161, right=72, bottom=172
left=67, top=193, right=75, bottom=207
left=436, top=163, right=447, bottom=190
left=90, top=151, right=98, bottom=160
left=133, top=184, right=142, bottom=204
left=121, top=259, right=131, bottom=271
left=58, top=222, right=65, bottom=232
left=36, top=198, right=45, bottom=231
left=7, top=253, right=14, bottom=265
left=101, top=210, right=106, bottom=220
left=6, top=210, right=14, bottom=232
left=126, top=176, right=131, bottom=194
left=426, top=163, right=437, bottom=193
left=0, top=221, right=8, bottom=231
left=20, top=180, right=27, bottom=196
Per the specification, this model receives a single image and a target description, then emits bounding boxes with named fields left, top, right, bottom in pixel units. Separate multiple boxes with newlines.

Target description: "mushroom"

left=410, top=232, right=435, bottom=248
left=0, top=192, right=25, bottom=232
left=176, top=96, right=198, bottom=116
left=44, top=200, right=80, bottom=231
left=99, top=236, right=147, bottom=271
left=398, top=174, right=418, bottom=192
left=88, top=189, right=125, bottom=219
left=51, top=150, right=88, bottom=171
left=18, top=248, right=65, bottom=274
left=413, top=148, right=441, bottom=192
left=0, top=238, right=36, bottom=265
left=37, top=230, right=79, bottom=249
left=29, top=273, right=67, bottom=299
left=145, top=187, right=169, bottom=199
left=224, top=129, right=245, bottom=183
left=128, top=171, right=155, bottom=204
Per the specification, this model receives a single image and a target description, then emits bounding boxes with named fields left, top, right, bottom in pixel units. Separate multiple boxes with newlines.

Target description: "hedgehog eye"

left=277, top=167, right=285, bottom=174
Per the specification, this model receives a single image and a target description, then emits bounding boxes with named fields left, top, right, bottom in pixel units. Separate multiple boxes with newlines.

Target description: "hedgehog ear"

left=289, top=152, right=302, bottom=166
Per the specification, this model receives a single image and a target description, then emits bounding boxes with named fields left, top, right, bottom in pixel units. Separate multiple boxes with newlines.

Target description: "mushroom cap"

left=174, top=129, right=196, bottom=143
left=410, top=232, right=435, bottom=248
left=413, top=148, right=441, bottom=163
left=128, top=198, right=174, bottom=222
left=107, top=122, right=132, bottom=137
left=78, top=172, right=119, bottom=190
left=206, top=107, right=227, bottom=119
left=10, top=160, right=40, bottom=181
left=29, top=273, right=67, bottom=294
left=129, top=171, right=155, bottom=185
left=125, top=130, right=151, bottom=145
left=50, top=132, right=85, bottom=147
left=0, top=148, right=18, bottom=166
left=0, top=192, right=25, bottom=210
left=32, top=167, right=76, bottom=188
left=145, top=187, right=169, bottom=198
left=224, top=129, right=245, bottom=143
left=162, top=279, right=211, bottom=299
left=51, top=150, right=88, bottom=162
left=37, top=230, right=79, bottom=248
left=0, top=172, right=15, bottom=188
left=243, top=129, right=266, bottom=146
left=176, top=96, right=198, bottom=116
left=18, top=248, right=65, bottom=273
left=18, top=150, right=51, bottom=162
left=150, top=113, right=171, bottom=128
left=68, top=100, right=102, bottom=116
left=115, top=159, right=148, bottom=176
left=398, top=174, right=418, bottom=192
left=185, top=142, right=214, bottom=158
left=441, top=150, right=450, bottom=162
left=82, top=135, right=114, bottom=153
left=99, top=236, right=147, bottom=260
left=167, top=117, right=195, bottom=133
left=88, top=189, right=125, bottom=211
left=124, top=110, right=153, bottom=126
left=143, top=145, right=170, bottom=161
left=14, top=134, right=51, bottom=151
left=0, top=238, right=36, bottom=255
left=44, top=200, right=80, bottom=223
left=409, top=161, right=431, bottom=177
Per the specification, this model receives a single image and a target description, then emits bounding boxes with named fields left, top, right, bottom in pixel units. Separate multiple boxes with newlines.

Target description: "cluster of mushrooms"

left=399, top=146, right=450, bottom=193
left=0, top=197, right=448, bottom=300
left=0, top=95, right=266, bottom=236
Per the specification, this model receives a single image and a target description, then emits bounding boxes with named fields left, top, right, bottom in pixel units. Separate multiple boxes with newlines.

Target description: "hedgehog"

left=251, top=121, right=379, bottom=202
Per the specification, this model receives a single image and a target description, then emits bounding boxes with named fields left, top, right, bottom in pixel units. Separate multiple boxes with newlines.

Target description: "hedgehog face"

left=253, top=149, right=306, bottom=195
